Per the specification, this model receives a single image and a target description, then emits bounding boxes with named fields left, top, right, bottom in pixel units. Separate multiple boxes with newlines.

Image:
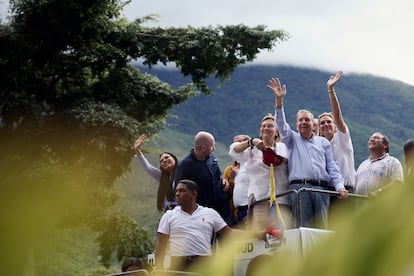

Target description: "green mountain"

left=140, top=64, right=414, bottom=166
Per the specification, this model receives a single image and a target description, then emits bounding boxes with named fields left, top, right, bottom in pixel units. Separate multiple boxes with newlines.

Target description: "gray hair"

left=296, top=109, right=315, bottom=121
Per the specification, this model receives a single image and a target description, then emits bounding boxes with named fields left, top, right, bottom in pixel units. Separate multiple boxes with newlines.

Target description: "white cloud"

left=0, top=0, right=9, bottom=20
left=2, top=0, right=413, bottom=85
left=123, top=0, right=414, bottom=85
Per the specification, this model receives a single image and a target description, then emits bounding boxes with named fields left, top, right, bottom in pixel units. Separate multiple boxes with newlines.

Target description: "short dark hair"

left=404, top=139, right=414, bottom=154
left=177, top=179, right=198, bottom=192
left=380, top=132, right=390, bottom=153
left=403, top=139, right=414, bottom=163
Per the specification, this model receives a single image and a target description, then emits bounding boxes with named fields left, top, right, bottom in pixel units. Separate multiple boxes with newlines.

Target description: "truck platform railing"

left=105, top=269, right=200, bottom=276
left=249, top=187, right=369, bottom=228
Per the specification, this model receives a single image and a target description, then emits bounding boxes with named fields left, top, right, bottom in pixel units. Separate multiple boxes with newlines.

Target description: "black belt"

left=344, top=185, right=354, bottom=193
left=170, top=255, right=209, bottom=265
left=290, top=179, right=331, bottom=188
left=171, top=255, right=207, bottom=261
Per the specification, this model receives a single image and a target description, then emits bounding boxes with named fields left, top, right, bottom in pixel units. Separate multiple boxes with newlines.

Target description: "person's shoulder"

left=224, top=165, right=232, bottom=171
left=164, top=206, right=182, bottom=217
left=335, top=126, right=352, bottom=139
left=210, top=152, right=218, bottom=160
left=386, top=154, right=402, bottom=164
left=315, top=135, right=330, bottom=144
left=162, top=208, right=174, bottom=216
left=276, top=142, right=288, bottom=157
left=180, top=153, right=195, bottom=163
left=276, top=142, right=287, bottom=148
left=206, top=154, right=219, bottom=165
left=197, top=205, right=217, bottom=214
left=357, top=158, right=371, bottom=169
left=196, top=206, right=224, bottom=223
left=197, top=205, right=210, bottom=211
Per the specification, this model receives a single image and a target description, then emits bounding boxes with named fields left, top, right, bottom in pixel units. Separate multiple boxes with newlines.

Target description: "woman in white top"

left=229, top=114, right=292, bottom=230
left=134, top=134, right=177, bottom=212
left=317, top=71, right=356, bottom=191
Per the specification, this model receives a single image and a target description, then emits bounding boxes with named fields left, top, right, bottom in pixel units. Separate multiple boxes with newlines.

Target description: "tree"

left=0, top=0, right=288, bottom=273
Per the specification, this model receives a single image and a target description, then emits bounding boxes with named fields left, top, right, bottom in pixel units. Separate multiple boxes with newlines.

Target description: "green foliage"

left=34, top=227, right=102, bottom=276
left=130, top=23, right=287, bottom=94
left=115, top=160, right=164, bottom=236
left=1, top=0, right=286, bottom=273
left=93, top=212, right=154, bottom=267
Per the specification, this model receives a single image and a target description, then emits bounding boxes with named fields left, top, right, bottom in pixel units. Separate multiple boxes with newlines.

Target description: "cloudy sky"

left=2, top=0, right=413, bottom=85
left=122, top=0, right=414, bottom=85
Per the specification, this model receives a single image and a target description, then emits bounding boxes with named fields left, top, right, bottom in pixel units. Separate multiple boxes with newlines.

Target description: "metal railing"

left=104, top=269, right=150, bottom=276
left=105, top=269, right=201, bottom=276
left=249, top=187, right=369, bottom=228
left=150, top=270, right=201, bottom=276
left=294, top=187, right=369, bottom=227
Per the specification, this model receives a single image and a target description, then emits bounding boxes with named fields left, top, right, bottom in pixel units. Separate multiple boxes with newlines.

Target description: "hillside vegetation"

left=119, top=65, right=414, bottom=243
left=139, top=64, right=414, bottom=166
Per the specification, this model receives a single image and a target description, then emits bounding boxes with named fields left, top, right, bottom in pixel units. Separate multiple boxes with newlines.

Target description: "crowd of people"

left=128, top=71, right=412, bottom=273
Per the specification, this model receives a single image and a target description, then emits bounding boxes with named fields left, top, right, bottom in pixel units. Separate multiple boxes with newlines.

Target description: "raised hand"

left=327, top=71, right=343, bottom=90
left=134, top=134, right=147, bottom=155
left=267, top=77, right=287, bottom=99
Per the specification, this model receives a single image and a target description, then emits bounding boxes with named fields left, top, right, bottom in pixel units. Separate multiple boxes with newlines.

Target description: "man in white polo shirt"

left=155, top=179, right=267, bottom=272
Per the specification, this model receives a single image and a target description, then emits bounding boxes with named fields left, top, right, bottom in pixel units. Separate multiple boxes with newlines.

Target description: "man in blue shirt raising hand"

left=267, top=77, right=349, bottom=229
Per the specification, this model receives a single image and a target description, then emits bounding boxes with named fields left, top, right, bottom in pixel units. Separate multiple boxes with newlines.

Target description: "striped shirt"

left=355, top=153, right=403, bottom=195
